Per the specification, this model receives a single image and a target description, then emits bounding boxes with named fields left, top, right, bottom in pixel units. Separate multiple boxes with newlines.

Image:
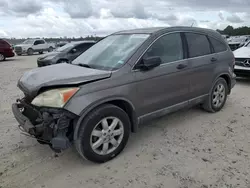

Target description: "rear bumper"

left=5, top=51, right=15, bottom=58
left=12, top=99, right=78, bottom=150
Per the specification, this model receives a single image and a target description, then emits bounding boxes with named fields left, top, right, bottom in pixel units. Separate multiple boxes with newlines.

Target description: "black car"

left=37, top=41, right=96, bottom=67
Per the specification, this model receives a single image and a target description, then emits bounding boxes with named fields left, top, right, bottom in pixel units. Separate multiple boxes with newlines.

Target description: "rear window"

left=185, top=33, right=211, bottom=58
left=208, top=37, right=227, bottom=53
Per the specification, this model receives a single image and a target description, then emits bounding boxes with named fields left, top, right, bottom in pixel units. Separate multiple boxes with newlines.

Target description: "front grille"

left=15, top=46, right=22, bottom=53
left=235, top=58, right=250, bottom=67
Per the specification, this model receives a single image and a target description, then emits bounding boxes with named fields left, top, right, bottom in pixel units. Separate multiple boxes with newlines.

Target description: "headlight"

left=31, top=88, right=79, bottom=108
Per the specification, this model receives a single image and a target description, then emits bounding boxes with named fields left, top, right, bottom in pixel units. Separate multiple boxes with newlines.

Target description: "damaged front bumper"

left=12, top=98, right=78, bottom=151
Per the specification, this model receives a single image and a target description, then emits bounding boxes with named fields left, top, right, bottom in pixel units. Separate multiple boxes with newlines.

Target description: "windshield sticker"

left=117, top=60, right=124, bottom=64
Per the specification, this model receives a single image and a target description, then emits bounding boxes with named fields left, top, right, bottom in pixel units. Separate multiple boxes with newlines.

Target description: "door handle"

left=211, top=57, right=217, bottom=62
left=177, top=64, right=187, bottom=69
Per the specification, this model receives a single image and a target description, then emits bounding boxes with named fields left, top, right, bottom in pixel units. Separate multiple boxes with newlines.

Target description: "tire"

left=75, top=104, right=130, bottom=163
left=39, top=51, right=43, bottom=54
left=0, top=53, right=5, bottom=61
left=27, top=48, right=33, bottom=55
left=48, top=47, right=53, bottom=52
left=202, top=77, right=228, bottom=113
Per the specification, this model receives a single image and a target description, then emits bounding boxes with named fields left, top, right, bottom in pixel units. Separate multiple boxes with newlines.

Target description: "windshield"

left=56, top=43, right=75, bottom=52
left=22, top=39, right=35, bottom=44
left=72, top=34, right=149, bottom=70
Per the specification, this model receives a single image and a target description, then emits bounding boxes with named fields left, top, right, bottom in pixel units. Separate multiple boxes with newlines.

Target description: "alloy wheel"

left=90, top=116, right=124, bottom=155
left=212, top=83, right=225, bottom=108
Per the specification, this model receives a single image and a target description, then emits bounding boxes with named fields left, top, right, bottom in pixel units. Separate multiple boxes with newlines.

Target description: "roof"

left=71, top=40, right=96, bottom=44
left=114, top=27, right=165, bottom=34
left=114, top=26, right=220, bottom=37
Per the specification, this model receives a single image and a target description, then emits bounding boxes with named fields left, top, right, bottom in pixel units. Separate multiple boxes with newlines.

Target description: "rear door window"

left=185, top=33, right=211, bottom=58
left=39, top=40, right=45, bottom=44
left=34, top=40, right=45, bottom=45
left=208, top=37, right=227, bottom=53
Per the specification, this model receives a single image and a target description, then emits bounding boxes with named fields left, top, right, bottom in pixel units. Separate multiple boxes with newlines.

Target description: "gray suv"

left=12, top=27, right=236, bottom=163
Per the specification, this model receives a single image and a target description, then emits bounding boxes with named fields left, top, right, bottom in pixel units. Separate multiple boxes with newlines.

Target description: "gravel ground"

left=1, top=55, right=250, bottom=188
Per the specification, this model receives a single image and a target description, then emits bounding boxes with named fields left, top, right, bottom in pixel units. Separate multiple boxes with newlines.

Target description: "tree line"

left=5, top=36, right=104, bottom=45
left=217, top=26, right=250, bottom=36
left=4, top=25, right=250, bottom=45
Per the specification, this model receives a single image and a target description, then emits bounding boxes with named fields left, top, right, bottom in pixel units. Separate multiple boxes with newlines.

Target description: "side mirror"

left=71, top=48, right=77, bottom=53
left=137, top=56, right=161, bottom=70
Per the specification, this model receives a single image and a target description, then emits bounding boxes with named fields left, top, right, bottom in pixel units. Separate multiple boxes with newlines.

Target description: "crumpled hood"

left=18, top=63, right=111, bottom=97
left=233, top=47, right=250, bottom=58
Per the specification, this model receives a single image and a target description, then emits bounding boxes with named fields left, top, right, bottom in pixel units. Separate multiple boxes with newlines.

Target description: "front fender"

left=64, top=91, right=136, bottom=140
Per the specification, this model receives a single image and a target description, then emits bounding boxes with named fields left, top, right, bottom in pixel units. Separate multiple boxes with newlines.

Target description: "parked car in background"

left=55, top=41, right=68, bottom=48
left=227, top=36, right=250, bottom=51
left=233, top=41, right=250, bottom=77
left=14, top=39, right=55, bottom=55
left=0, top=39, right=15, bottom=61
left=37, top=41, right=96, bottom=67
left=12, top=27, right=236, bottom=163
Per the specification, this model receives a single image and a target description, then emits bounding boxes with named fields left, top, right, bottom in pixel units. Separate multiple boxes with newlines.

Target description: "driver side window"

left=144, top=33, right=184, bottom=64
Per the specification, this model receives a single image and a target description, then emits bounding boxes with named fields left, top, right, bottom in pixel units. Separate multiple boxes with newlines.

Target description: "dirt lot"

left=0, top=55, right=250, bottom=188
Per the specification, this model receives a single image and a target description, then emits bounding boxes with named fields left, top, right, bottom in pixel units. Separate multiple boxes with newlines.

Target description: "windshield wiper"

left=77, top=63, right=93, bottom=68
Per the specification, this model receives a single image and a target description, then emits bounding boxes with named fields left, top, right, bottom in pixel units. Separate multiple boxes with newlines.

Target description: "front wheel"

left=27, top=48, right=33, bottom=55
left=75, top=104, right=130, bottom=163
left=202, top=77, right=228, bottom=112
left=39, top=51, right=43, bottom=54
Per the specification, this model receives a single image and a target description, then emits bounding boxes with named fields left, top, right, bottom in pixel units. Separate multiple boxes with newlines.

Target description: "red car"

left=0, top=39, right=15, bottom=61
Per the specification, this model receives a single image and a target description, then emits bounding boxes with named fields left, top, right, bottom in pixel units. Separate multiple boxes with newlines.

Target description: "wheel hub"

left=102, top=129, right=114, bottom=142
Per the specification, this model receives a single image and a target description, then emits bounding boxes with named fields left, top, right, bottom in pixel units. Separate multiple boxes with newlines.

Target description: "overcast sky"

left=0, top=0, right=249, bottom=38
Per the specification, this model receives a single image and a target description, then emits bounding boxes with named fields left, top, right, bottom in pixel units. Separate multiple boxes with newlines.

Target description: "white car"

left=228, top=36, right=249, bottom=51
left=233, top=41, right=250, bottom=77
left=14, top=39, right=55, bottom=55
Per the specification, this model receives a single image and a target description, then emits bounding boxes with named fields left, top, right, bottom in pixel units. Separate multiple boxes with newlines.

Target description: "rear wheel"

left=75, top=104, right=130, bottom=163
left=0, top=53, right=5, bottom=61
left=202, top=77, right=228, bottom=112
left=27, top=48, right=33, bottom=55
